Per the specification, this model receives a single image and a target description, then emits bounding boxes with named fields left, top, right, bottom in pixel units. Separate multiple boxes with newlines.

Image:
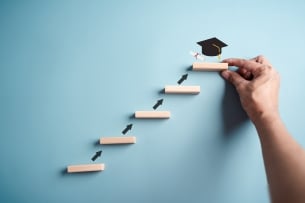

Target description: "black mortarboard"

left=197, top=37, right=227, bottom=57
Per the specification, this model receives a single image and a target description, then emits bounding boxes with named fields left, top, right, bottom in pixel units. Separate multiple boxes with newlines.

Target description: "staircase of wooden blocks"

left=67, top=62, right=228, bottom=173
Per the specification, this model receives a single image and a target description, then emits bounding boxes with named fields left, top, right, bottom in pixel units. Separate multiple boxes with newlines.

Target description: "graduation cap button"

left=197, top=37, right=227, bottom=57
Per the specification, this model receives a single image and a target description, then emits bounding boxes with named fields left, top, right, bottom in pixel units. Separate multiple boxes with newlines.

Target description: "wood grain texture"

left=192, top=62, right=228, bottom=71
left=165, top=85, right=200, bottom=94
left=67, top=163, right=105, bottom=173
left=135, top=111, right=170, bottom=118
left=100, top=136, right=136, bottom=144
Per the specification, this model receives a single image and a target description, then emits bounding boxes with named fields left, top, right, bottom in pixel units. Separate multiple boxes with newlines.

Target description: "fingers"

left=221, top=70, right=246, bottom=88
left=223, top=57, right=272, bottom=79
left=223, top=58, right=259, bottom=72
left=222, top=56, right=273, bottom=83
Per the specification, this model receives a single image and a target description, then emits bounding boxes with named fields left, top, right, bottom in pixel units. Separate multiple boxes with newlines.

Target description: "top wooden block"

left=192, top=62, right=228, bottom=71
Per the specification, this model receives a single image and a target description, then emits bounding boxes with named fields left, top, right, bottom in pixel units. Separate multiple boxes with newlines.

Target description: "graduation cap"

left=197, top=37, right=227, bottom=59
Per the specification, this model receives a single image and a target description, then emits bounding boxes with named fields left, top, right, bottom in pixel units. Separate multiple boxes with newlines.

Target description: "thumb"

left=221, top=70, right=245, bottom=88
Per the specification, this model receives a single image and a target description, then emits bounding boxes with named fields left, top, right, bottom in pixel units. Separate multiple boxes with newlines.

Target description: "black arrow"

left=91, top=150, right=102, bottom=161
left=122, top=124, right=133, bottom=135
left=153, top=99, right=163, bottom=110
left=177, top=74, right=188, bottom=85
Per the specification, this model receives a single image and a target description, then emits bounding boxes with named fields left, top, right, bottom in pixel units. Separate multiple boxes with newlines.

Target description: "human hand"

left=221, top=55, right=280, bottom=124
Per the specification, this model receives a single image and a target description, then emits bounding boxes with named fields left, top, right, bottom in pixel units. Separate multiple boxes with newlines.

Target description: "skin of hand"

left=221, top=56, right=305, bottom=203
left=220, top=55, right=280, bottom=124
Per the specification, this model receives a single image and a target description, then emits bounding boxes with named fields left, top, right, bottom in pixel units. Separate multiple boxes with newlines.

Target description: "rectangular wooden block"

left=67, top=163, right=105, bottom=173
left=135, top=111, right=170, bottom=118
left=165, top=85, right=200, bottom=94
left=100, top=136, right=136, bottom=144
left=192, top=62, right=228, bottom=71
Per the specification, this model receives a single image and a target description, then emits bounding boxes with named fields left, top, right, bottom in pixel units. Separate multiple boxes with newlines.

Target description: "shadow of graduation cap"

left=197, top=37, right=227, bottom=57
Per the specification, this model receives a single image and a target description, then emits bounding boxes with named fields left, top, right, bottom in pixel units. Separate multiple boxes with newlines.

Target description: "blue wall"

left=1, top=0, right=305, bottom=202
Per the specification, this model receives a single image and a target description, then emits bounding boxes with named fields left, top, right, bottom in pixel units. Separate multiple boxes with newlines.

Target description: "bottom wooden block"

left=67, top=163, right=105, bottom=173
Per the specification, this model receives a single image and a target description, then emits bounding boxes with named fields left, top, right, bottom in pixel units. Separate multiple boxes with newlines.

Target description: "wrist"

left=252, top=111, right=281, bottom=128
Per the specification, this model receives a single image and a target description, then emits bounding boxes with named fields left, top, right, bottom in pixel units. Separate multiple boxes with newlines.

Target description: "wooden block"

left=165, top=85, right=200, bottom=94
left=100, top=136, right=136, bottom=144
left=67, top=163, right=105, bottom=173
left=135, top=111, right=170, bottom=118
left=192, top=62, right=228, bottom=71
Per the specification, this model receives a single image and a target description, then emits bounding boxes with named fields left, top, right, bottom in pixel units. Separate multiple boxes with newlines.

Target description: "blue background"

left=1, top=0, right=305, bottom=202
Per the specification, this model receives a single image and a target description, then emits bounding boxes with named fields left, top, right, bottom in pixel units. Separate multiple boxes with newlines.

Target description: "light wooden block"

left=165, top=85, right=200, bottom=94
left=100, top=136, right=136, bottom=144
left=135, top=111, right=170, bottom=118
left=192, top=62, right=228, bottom=71
left=67, top=163, right=105, bottom=173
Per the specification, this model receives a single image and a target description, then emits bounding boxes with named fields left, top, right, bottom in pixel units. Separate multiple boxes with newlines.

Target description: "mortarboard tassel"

left=212, top=44, right=221, bottom=61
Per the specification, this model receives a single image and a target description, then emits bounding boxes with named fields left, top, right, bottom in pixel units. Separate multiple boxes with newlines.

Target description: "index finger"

left=223, top=58, right=261, bottom=72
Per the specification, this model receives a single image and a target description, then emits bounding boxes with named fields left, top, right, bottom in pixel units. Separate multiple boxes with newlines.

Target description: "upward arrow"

left=122, top=124, right=133, bottom=135
left=177, top=74, right=188, bottom=85
left=153, top=99, right=163, bottom=110
left=91, top=150, right=102, bottom=161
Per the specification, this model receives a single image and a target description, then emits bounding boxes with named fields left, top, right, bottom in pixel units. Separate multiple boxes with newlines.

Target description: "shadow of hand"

left=221, top=82, right=249, bottom=135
